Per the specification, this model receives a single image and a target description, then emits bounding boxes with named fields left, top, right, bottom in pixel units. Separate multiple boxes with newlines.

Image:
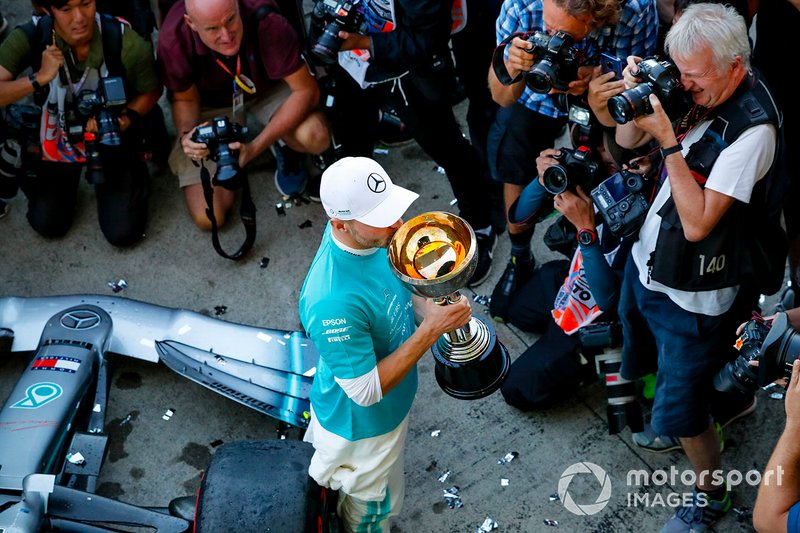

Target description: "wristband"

left=660, top=143, right=683, bottom=158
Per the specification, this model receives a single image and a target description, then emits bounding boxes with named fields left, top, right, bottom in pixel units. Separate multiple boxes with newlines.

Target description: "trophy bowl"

left=388, top=212, right=510, bottom=400
left=388, top=211, right=477, bottom=299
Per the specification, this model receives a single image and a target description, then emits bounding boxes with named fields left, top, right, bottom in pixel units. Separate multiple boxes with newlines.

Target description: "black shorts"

left=487, top=102, right=566, bottom=186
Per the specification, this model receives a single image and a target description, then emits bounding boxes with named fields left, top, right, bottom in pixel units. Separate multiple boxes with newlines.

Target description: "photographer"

left=314, top=0, right=499, bottom=288
left=158, top=0, right=330, bottom=230
left=0, top=0, right=161, bottom=246
left=486, top=0, right=659, bottom=322
left=614, top=4, right=781, bottom=530
left=500, top=150, right=681, bottom=447
left=754, top=358, right=800, bottom=533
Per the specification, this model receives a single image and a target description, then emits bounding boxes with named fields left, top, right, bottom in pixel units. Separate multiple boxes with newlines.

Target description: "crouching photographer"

left=499, top=146, right=665, bottom=442
left=0, top=0, right=161, bottom=246
left=753, top=311, right=800, bottom=533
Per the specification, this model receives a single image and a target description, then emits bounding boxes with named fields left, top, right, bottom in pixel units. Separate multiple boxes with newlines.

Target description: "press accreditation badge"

left=232, top=85, right=244, bottom=122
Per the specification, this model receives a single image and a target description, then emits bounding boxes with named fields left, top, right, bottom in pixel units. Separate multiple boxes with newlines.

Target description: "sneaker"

left=272, top=144, right=308, bottom=198
left=467, top=230, right=496, bottom=288
left=714, top=395, right=757, bottom=429
left=377, top=106, right=415, bottom=147
left=660, top=487, right=731, bottom=533
left=632, top=423, right=682, bottom=453
left=489, top=257, right=535, bottom=322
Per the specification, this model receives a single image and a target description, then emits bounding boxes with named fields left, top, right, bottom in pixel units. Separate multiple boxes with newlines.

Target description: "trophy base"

left=432, top=314, right=511, bottom=400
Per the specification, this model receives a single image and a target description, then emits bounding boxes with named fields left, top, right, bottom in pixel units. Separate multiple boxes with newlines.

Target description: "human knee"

left=295, top=114, right=331, bottom=154
left=103, top=225, right=145, bottom=247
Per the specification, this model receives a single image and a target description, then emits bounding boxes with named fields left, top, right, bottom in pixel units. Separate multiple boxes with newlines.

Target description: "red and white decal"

left=32, top=356, right=81, bottom=373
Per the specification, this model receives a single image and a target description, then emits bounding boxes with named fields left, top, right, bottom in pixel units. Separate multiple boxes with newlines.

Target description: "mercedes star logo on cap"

left=367, top=173, right=386, bottom=193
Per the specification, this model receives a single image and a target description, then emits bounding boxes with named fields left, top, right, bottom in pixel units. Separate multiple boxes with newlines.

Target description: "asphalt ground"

left=0, top=2, right=788, bottom=532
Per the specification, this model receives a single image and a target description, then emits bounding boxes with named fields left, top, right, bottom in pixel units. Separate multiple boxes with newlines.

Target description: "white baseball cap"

left=320, top=157, right=419, bottom=228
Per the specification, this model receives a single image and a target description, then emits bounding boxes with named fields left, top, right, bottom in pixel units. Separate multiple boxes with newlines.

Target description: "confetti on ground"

left=108, top=279, right=128, bottom=293
left=497, top=451, right=519, bottom=464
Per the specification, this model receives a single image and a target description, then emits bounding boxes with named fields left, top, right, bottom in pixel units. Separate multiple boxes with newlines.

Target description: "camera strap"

left=200, top=162, right=256, bottom=261
left=491, top=32, right=534, bottom=86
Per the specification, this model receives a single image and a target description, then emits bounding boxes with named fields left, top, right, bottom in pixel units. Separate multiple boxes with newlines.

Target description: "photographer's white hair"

left=665, top=3, right=750, bottom=73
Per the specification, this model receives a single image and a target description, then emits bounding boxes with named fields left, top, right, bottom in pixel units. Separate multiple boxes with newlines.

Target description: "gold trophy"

left=388, top=212, right=510, bottom=399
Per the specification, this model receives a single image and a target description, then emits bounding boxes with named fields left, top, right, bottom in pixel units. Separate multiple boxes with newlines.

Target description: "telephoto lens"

left=580, top=322, right=643, bottom=435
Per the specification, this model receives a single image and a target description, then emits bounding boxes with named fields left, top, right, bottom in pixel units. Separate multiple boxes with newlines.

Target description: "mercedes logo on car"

left=60, top=309, right=102, bottom=330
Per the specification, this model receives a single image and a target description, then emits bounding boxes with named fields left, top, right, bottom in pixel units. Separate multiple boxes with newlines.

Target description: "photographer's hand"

left=228, top=141, right=254, bottom=168
left=631, top=94, right=675, bottom=146
left=38, top=45, right=64, bottom=85
left=553, top=186, right=596, bottom=231
left=489, top=36, right=535, bottom=106
left=588, top=66, right=626, bottom=127
left=622, top=55, right=644, bottom=90
left=337, top=31, right=371, bottom=51
left=506, top=36, right=536, bottom=80
left=563, top=65, right=593, bottom=96
left=786, top=360, right=800, bottom=428
left=535, top=148, right=560, bottom=185
left=182, top=124, right=210, bottom=161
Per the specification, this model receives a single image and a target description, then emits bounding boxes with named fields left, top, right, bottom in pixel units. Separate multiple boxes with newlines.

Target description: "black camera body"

left=523, top=30, right=580, bottom=93
left=73, top=76, right=128, bottom=147
left=191, top=116, right=248, bottom=190
left=715, top=313, right=800, bottom=396
left=542, top=145, right=602, bottom=196
left=579, top=321, right=622, bottom=350
left=607, top=57, right=691, bottom=124
left=309, top=0, right=368, bottom=65
left=591, top=170, right=652, bottom=237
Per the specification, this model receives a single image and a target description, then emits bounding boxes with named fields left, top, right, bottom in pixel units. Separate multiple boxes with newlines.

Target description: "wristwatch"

left=577, top=228, right=598, bottom=246
left=660, top=142, right=683, bottom=158
left=28, top=72, right=43, bottom=91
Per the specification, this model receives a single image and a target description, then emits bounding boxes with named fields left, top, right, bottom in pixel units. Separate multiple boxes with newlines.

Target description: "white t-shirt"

left=631, top=121, right=777, bottom=316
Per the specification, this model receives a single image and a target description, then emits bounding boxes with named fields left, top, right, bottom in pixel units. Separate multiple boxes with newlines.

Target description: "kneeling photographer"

left=0, top=0, right=161, bottom=247
left=499, top=145, right=668, bottom=442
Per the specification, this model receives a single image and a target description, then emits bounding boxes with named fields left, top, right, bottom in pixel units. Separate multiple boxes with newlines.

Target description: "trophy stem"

left=444, top=320, right=476, bottom=345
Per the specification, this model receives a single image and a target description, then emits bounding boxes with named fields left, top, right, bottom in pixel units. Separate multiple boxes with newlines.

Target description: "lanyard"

left=215, top=55, right=256, bottom=95
left=57, top=34, right=91, bottom=97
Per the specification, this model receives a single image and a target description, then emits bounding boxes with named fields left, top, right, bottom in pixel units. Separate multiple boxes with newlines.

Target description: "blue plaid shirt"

left=496, top=0, right=659, bottom=118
